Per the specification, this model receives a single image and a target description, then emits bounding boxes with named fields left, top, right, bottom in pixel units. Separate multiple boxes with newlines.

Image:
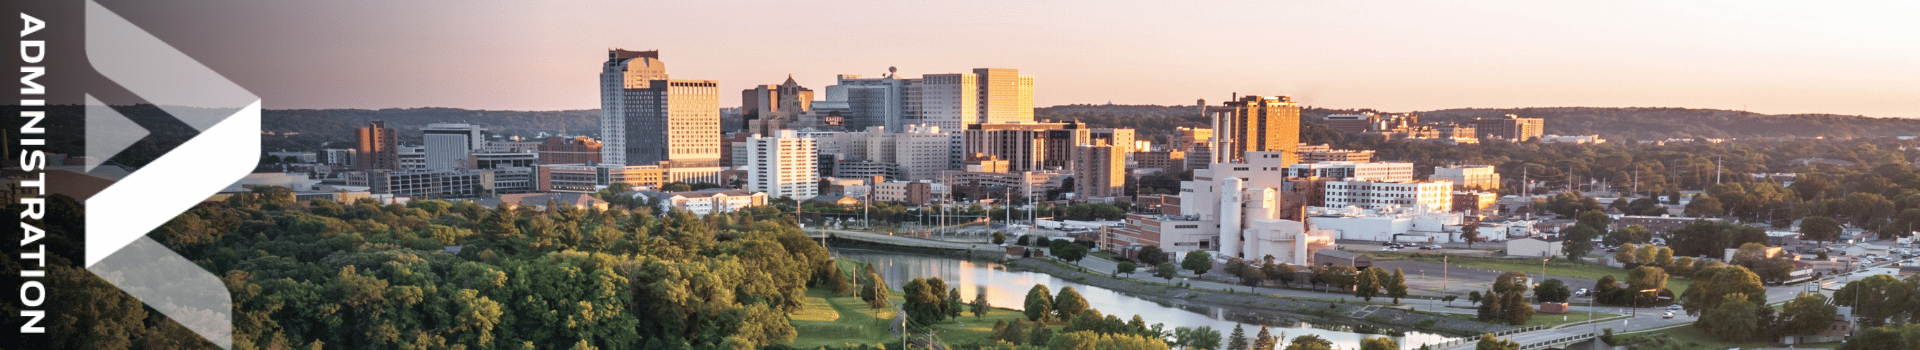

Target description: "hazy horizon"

left=76, top=0, right=1920, bottom=118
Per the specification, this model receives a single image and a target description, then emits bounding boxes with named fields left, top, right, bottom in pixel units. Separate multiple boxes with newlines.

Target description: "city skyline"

left=67, top=0, right=1920, bottom=118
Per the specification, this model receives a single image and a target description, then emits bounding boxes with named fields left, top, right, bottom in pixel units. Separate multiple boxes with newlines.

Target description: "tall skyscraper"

left=1209, top=95, right=1300, bottom=165
left=355, top=121, right=399, bottom=171
left=1073, top=144, right=1125, bottom=199
left=422, top=123, right=482, bottom=171
left=599, top=49, right=722, bottom=183
left=742, top=76, right=813, bottom=135
left=822, top=67, right=1034, bottom=132
left=973, top=68, right=1034, bottom=125
left=734, top=130, right=820, bottom=199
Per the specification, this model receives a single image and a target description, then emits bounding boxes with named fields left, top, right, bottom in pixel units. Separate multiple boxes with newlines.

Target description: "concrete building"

left=734, top=130, right=820, bottom=199
left=1322, top=113, right=1374, bottom=134
left=320, top=148, right=357, bottom=168
left=1466, top=114, right=1545, bottom=141
left=914, top=68, right=1035, bottom=130
left=1207, top=95, right=1300, bottom=164
left=1454, top=191, right=1497, bottom=213
left=1073, top=144, right=1126, bottom=199
left=638, top=189, right=768, bottom=216
left=1507, top=237, right=1564, bottom=257
left=1287, top=161, right=1415, bottom=182
left=535, top=163, right=666, bottom=193
left=537, top=136, right=602, bottom=165
left=598, top=49, right=721, bottom=183
left=1132, top=150, right=1185, bottom=173
left=1174, top=127, right=1215, bottom=171
left=1089, top=128, right=1136, bottom=154
left=742, top=76, right=813, bottom=135
left=398, top=146, right=426, bottom=171
left=355, top=121, right=399, bottom=170
left=1315, top=250, right=1373, bottom=268
left=963, top=121, right=1089, bottom=172
left=1296, top=144, right=1374, bottom=163
left=806, top=125, right=960, bottom=181
left=1306, top=206, right=1466, bottom=243
left=343, top=169, right=497, bottom=199
left=873, top=181, right=938, bottom=205
left=1432, top=165, right=1501, bottom=191
left=422, top=123, right=484, bottom=171
left=823, top=72, right=914, bottom=131
left=1323, top=179, right=1454, bottom=212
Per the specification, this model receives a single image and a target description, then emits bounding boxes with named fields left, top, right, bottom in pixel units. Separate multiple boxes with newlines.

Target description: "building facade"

left=599, top=49, right=721, bottom=183
left=1323, top=179, right=1454, bottom=211
left=1207, top=95, right=1300, bottom=164
left=1465, top=114, right=1545, bottom=141
left=735, top=130, right=820, bottom=199
left=537, top=136, right=602, bottom=165
left=1073, top=144, right=1126, bottom=199
left=1296, top=144, right=1375, bottom=163
left=640, top=189, right=768, bottom=216
left=535, top=163, right=667, bottom=193
left=355, top=121, right=399, bottom=170
left=422, top=123, right=483, bottom=171
left=1287, top=161, right=1415, bottom=182
left=742, top=76, right=814, bottom=135
left=1432, top=165, right=1501, bottom=190
left=962, top=121, right=1089, bottom=172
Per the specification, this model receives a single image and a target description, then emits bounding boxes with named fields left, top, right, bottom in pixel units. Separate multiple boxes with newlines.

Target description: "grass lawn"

left=789, top=288, right=1046, bottom=348
left=1614, top=324, right=1840, bottom=349
left=1370, top=252, right=1697, bottom=295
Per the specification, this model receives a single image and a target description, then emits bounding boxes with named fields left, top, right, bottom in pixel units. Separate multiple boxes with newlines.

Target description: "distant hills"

left=1415, top=107, right=1920, bottom=141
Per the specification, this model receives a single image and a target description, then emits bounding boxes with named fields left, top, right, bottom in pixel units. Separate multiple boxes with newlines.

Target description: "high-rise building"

left=1089, top=128, right=1136, bottom=153
left=963, top=121, right=1089, bottom=172
left=1073, top=144, right=1125, bottom=199
left=803, top=125, right=959, bottom=181
left=536, top=136, right=602, bottom=165
left=824, top=73, right=916, bottom=131
left=1208, top=95, right=1300, bottom=164
left=1465, top=114, right=1545, bottom=141
left=422, top=123, right=483, bottom=171
left=734, top=130, right=820, bottom=199
left=599, top=49, right=722, bottom=183
left=742, top=76, right=813, bottom=135
left=1174, top=126, right=1214, bottom=171
left=355, top=121, right=399, bottom=171
left=1432, top=165, right=1501, bottom=190
left=972, top=68, right=1034, bottom=125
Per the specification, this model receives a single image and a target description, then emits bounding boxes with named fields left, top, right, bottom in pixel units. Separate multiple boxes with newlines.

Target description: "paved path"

left=806, top=228, right=1004, bottom=254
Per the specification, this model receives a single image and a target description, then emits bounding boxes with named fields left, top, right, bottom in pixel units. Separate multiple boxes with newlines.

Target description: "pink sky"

left=114, top=0, right=1920, bottom=117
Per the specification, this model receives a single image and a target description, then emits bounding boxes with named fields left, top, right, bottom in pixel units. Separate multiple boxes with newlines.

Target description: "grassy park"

left=1367, top=251, right=1696, bottom=295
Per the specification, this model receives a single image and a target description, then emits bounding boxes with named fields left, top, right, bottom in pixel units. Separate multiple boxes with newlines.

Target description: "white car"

left=1663, top=311, right=1675, bottom=319
left=1667, top=304, right=1682, bottom=311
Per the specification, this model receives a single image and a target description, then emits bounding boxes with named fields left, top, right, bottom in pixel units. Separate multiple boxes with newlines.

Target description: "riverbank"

left=1006, top=257, right=1511, bottom=337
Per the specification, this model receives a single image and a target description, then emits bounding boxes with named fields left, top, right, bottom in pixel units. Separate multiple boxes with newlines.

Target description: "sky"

left=85, top=0, right=1920, bottom=118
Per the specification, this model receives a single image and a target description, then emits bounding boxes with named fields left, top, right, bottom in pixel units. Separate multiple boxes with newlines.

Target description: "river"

left=834, top=248, right=1463, bottom=350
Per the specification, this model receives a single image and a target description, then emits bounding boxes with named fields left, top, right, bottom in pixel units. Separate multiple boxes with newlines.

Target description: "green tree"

left=1699, top=293, right=1765, bottom=342
left=1155, top=262, right=1180, bottom=282
left=1053, top=286, right=1090, bottom=320
left=1680, top=265, right=1765, bottom=316
left=1535, top=279, right=1571, bottom=303
left=1057, top=244, right=1089, bottom=265
left=948, top=288, right=965, bottom=320
left=1474, top=334, right=1520, bottom=350
left=1837, top=324, right=1920, bottom=350
left=1183, top=251, right=1214, bottom=276
left=902, top=278, right=945, bottom=328
left=1174, top=326, right=1223, bottom=350
left=1832, top=274, right=1916, bottom=327
left=1025, top=284, right=1054, bottom=321
left=1625, top=266, right=1669, bottom=306
left=1029, top=324, right=1054, bottom=346
left=1801, top=216, right=1842, bottom=244
left=1252, top=326, right=1276, bottom=350
left=992, top=231, right=1008, bottom=244
left=1237, top=261, right=1266, bottom=292
left=1354, top=267, right=1381, bottom=301
left=1613, top=243, right=1638, bottom=266
left=972, top=289, right=991, bottom=320
left=1117, top=261, right=1138, bottom=276
left=1460, top=224, right=1483, bottom=248
left=1226, top=324, right=1249, bottom=350
left=1282, top=334, right=1333, bottom=350
left=1563, top=225, right=1597, bottom=260
left=1359, top=336, right=1398, bottom=350
left=1777, top=293, right=1838, bottom=338
left=1138, top=246, right=1167, bottom=266
left=1386, top=268, right=1409, bottom=304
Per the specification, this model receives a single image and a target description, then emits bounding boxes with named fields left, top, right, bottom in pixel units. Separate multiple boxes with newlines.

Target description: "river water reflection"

left=836, top=248, right=1462, bottom=350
